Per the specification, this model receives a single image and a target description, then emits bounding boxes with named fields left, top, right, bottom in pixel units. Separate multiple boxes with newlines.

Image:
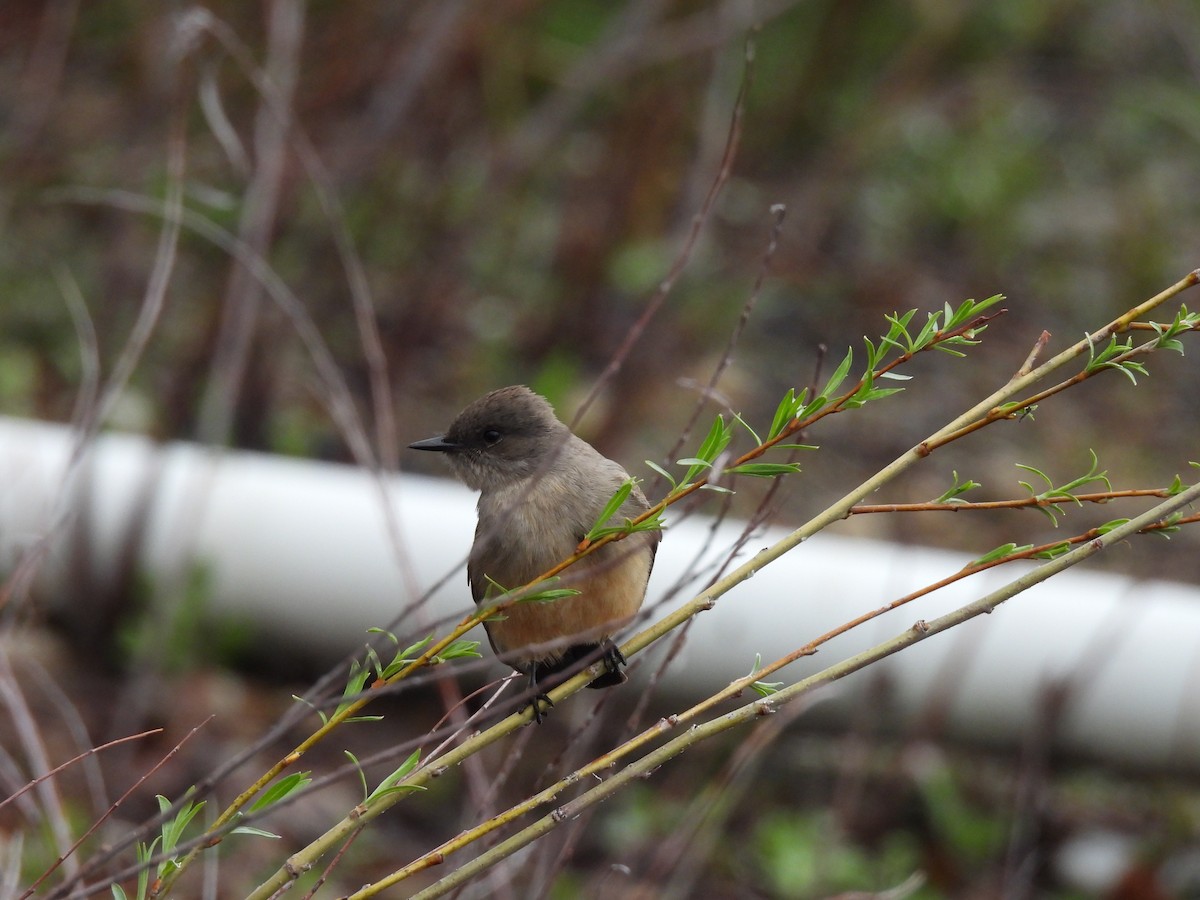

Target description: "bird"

left=409, top=385, right=658, bottom=721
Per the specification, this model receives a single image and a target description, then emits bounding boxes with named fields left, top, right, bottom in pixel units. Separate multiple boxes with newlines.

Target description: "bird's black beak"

left=408, top=435, right=459, bottom=452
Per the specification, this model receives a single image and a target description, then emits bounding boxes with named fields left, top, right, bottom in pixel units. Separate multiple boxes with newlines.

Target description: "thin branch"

left=851, top=488, right=1180, bottom=515
left=1013, top=329, right=1051, bottom=379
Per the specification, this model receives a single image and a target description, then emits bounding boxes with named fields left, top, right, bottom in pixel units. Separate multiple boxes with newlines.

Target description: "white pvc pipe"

left=2, top=416, right=1197, bottom=770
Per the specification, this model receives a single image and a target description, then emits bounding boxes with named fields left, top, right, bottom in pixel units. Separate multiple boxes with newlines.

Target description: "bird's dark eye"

left=482, top=428, right=502, bottom=445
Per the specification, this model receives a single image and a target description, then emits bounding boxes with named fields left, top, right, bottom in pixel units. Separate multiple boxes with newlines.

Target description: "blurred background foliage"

left=3, top=0, right=1199, bottom=582
left=2, top=1, right=1200, bottom=895
left=1, top=2, right=1197, bottom=533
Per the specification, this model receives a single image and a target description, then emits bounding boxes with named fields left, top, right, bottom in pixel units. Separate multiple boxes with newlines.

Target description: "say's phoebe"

left=409, top=385, right=658, bottom=719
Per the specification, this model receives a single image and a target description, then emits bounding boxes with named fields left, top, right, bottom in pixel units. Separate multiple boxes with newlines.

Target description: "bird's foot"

left=523, top=667, right=556, bottom=724
left=602, top=641, right=627, bottom=673
left=585, top=640, right=628, bottom=689
left=526, top=691, right=554, bottom=724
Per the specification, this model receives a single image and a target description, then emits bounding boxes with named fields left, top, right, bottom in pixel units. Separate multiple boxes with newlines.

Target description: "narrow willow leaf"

left=911, top=312, right=940, bottom=350
left=249, top=772, right=312, bottom=813
left=345, top=750, right=369, bottom=801
left=229, top=824, right=280, bottom=839
left=881, top=310, right=917, bottom=352
left=733, top=412, right=761, bottom=445
left=1033, top=542, right=1073, bottom=560
left=682, top=415, right=732, bottom=486
left=586, top=479, right=635, bottom=541
left=969, top=543, right=1032, bottom=566
left=821, top=347, right=853, bottom=398
left=751, top=679, right=783, bottom=697
left=797, top=395, right=828, bottom=419
left=768, top=388, right=803, bottom=440
left=726, top=462, right=802, bottom=478
left=516, top=587, right=581, bottom=604
left=292, top=694, right=329, bottom=726
left=846, top=385, right=904, bottom=407
left=645, top=459, right=678, bottom=489
left=863, top=336, right=880, bottom=371
left=933, top=471, right=981, bottom=503
left=397, top=635, right=434, bottom=659
left=366, top=749, right=427, bottom=804
left=696, top=414, right=732, bottom=461
left=439, top=639, right=482, bottom=660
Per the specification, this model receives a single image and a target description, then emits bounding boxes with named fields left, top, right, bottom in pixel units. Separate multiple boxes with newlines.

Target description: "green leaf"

left=159, top=794, right=205, bottom=854
left=1015, top=463, right=1052, bottom=493
left=229, top=824, right=281, bottom=839
left=726, top=463, right=802, bottom=478
left=932, top=343, right=968, bottom=358
left=482, top=574, right=510, bottom=599
left=586, top=479, right=636, bottom=541
left=751, top=679, right=783, bottom=697
left=345, top=750, right=369, bottom=801
left=821, top=348, right=853, bottom=399
left=845, top=384, right=904, bottom=408
left=882, top=309, right=917, bottom=352
left=1085, top=335, right=1142, bottom=379
left=438, top=639, right=482, bottom=660
left=863, top=336, right=881, bottom=371
left=933, top=471, right=981, bottom=504
left=366, top=749, right=427, bottom=804
left=515, top=587, right=581, bottom=604
left=768, top=387, right=806, bottom=440
left=249, top=772, right=312, bottom=813
left=680, top=414, right=733, bottom=486
left=587, top=515, right=665, bottom=540
left=332, top=660, right=374, bottom=718
left=733, top=411, right=761, bottom=445
left=292, top=693, right=329, bottom=726
left=911, top=311, right=941, bottom=350
left=1033, top=542, right=1073, bottom=560
left=1149, top=303, right=1199, bottom=352
left=797, top=394, right=828, bottom=419
left=135, top=837, right=159, bottom=900
left=397, top=635, right=434, bottom=660
left=968, top=543, right=1032, bottom=567
left=945, top=294, right=1004, bottom=329
left=746, top=653, right=783, bottom=697
left=645, top=459, right=678, bottom=489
